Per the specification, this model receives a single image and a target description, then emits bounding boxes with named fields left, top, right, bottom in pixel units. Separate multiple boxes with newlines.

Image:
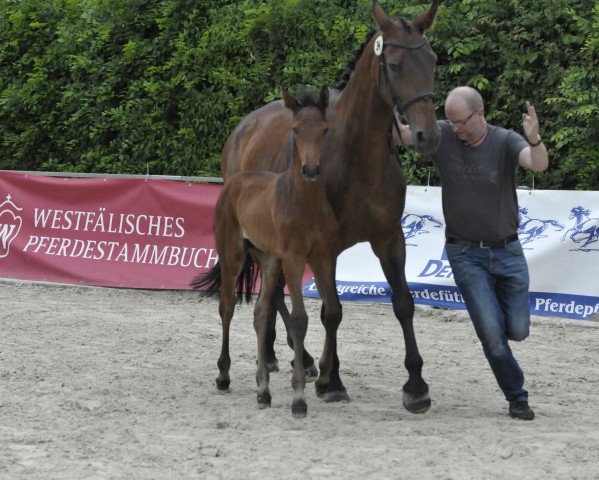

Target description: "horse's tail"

left=236, top=253, right=260, bottom=304
left=190, top=261, right=222, bottom=299
left=190, top=254, right=259, bottom=304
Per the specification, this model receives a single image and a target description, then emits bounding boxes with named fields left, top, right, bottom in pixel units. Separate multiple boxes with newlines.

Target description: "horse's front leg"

left=271, top=273, right=318, bottom=381
left=310, top=257, right=348, bottom=403
left=372, top=236, right=431, bottom=414
left=282, top=259, right=310, bottom=418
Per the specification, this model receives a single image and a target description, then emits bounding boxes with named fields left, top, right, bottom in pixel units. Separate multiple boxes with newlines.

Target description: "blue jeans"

left=445, top=239, right=531, bottom=403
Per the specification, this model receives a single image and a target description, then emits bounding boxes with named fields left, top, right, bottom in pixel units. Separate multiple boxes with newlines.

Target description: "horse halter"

left=374, top=34, right=437, bottom=150
left=374, top=34, right=437, bottom=115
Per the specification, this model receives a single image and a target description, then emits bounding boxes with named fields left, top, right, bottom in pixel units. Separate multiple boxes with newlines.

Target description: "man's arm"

left=519, top=101, right=549, bottom=172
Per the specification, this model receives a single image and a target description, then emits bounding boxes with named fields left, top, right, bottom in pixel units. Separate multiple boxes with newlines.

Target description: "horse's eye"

left=389, top=63, right=401, bottom=73
left=292, top=127, right=299, bottom=135
left=323, top=128, right=329, bottom=135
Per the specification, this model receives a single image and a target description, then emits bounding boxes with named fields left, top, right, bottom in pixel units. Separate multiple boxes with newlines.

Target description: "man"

left=398, top=86, right=549, bottom=420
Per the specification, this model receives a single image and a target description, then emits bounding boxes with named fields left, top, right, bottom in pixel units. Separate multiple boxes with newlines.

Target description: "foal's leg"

left=271, top=274, right=318, bottom=381
left=252, top=252, right=282, bottom=408
left=248, top=248, right=280, bottom=374
left=216, top=254, right=245, bottom=391
left=310, top=258, right=349, bottom=402
left=373, top=236, right=430, bottom=413
left=282, top=258, right=311, bottom=418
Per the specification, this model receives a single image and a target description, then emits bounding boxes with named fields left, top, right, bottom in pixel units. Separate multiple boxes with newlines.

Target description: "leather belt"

left=446, top=233, right=519, bottom=249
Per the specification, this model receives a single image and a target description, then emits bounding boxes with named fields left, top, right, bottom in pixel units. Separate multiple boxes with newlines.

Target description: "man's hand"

left=522, top=101, right=540, bottom=143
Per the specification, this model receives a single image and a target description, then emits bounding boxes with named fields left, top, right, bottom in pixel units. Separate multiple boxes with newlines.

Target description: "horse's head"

left=282, top=86, right=329, bottom=182
left=372, top=0, right=441, bottom=155
left=570, top=206, right=589, bottom=220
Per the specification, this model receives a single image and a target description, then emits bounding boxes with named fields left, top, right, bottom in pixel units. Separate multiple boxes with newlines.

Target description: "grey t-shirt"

left=432, top=121, right=528, bottom=241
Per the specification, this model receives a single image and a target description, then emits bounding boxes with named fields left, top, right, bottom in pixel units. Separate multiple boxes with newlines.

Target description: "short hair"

left=447, top=86, right=484, bottom=112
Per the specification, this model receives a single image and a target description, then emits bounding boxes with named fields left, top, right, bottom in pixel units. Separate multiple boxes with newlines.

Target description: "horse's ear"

left=282, top=89, right=299, bottom=113
left=372, top=0, right=393, bottom=33
left=319, top=86, right=329, bottom=111
left=413, top=0, right=440, bottom=33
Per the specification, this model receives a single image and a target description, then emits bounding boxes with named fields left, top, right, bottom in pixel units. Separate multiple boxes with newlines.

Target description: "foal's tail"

left=190, top=254, right=259, bottom=304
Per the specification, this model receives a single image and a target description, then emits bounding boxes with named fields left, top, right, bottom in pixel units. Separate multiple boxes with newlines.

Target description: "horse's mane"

left=334, top=16, right=413, bottom=91
left=334, top=30, right=377, bottom=91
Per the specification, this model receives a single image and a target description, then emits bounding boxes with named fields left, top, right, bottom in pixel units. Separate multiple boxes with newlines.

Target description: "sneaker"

left=509, top=400, right=535, bottom=420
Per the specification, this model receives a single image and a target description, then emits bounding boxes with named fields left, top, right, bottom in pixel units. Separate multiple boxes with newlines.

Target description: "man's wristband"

left=527, top=136, right=542, bottom=147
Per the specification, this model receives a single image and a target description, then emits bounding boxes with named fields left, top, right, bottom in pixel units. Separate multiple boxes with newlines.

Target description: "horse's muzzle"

left=413, top=124, right=441, bottom=156
left=302, top=164, right=320, bottom=181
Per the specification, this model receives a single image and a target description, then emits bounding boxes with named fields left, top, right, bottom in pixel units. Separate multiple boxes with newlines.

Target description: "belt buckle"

left=478, top=240, right=490, bottom=249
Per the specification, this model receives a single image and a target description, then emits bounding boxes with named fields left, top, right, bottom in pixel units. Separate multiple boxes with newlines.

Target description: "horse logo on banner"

left=561, top=206, right=599, bottom=252
left=517, top=207, right=564, bottom=249
left=0, top=194, right=23, bottom=259
left=401, top=212, right=443, bottom=246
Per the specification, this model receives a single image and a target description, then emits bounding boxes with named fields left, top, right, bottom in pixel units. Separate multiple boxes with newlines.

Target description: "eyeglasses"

left=446, top=110, right=476, bottom=127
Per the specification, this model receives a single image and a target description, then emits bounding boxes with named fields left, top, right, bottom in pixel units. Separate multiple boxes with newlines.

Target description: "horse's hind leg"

left=248, top=247, right=279, bottom=374
left=214, top=213, right=246, bottom=391
left=216, top=261, right=241, bottom=391
left=252, top=252, right=282, bottom=408
left=272, top=273, right=318, bottom=381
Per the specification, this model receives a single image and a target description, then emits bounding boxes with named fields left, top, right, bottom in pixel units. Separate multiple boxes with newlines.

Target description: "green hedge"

left=1, top=0, right=597, bottom=189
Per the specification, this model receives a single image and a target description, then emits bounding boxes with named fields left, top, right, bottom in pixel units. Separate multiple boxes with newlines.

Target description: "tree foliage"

left=0, top=0, right=597, bottom=189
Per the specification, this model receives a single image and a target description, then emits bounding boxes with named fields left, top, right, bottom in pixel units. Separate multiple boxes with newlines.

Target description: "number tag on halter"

left=374, top=35, right=384, bottom=56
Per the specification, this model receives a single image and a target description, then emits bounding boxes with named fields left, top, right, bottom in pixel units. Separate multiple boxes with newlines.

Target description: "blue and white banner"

left=303, top=187, right=599, bottom=321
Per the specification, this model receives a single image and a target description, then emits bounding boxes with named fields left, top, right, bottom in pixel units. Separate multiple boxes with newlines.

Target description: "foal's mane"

left=334, top=15, right=413, bottom=91
left=293, top=89, right=327, bottom=114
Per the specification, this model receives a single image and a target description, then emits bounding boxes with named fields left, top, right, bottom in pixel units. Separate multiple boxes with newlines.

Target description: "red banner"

left=0, top=171, right=222, bottom=289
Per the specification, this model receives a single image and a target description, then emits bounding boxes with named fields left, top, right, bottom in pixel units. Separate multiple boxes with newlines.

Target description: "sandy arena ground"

left=1, top=280, right=598, bottom=480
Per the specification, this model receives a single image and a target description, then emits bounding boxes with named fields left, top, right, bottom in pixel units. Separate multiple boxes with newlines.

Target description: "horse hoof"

left=257, top=391, right=272, bottom=408
left=292, top=401, right=308, bottom=419
left=314, top=380, right=328, bottom=398
left=305, top=364, right=318, bottom=383
left=216, top=377, right=230, bottom=391
left=326, top=389, right=351, bottom=403
left=402, top=390, right=431, bottom=414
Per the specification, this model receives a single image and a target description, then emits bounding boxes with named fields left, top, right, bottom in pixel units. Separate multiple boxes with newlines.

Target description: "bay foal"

left=195, top=87, right=335, bottom=417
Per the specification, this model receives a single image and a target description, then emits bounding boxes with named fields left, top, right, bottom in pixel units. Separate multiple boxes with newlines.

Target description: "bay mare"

left=216, top=0, right=441, bottom=413
left=193, top=88, right=334, bottom=417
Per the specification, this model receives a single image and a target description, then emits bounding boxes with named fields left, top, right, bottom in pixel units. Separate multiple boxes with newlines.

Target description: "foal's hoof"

left=257, top=391, right=272, bottom=409
left=216, top=377, right=230, bottom=391
left=402, top=389, right=431, bottom=414
left=305, top=364, right=318, bottom=383
left=314, top=380, right=328, bottom=398
left=292, top=400, right=308, bottom=419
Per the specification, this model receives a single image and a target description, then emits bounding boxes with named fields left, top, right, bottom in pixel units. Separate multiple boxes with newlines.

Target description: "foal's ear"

left=372, top=0, right=393, bottom=33
left=319, top=86, right=329, bottom=111
left=282, top=89, right=300, bottom=113
left=413, top=0, right=440, bottom=33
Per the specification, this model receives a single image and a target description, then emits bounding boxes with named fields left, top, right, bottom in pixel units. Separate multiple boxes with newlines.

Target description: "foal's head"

left=282, top=86, right=329, bottom=182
